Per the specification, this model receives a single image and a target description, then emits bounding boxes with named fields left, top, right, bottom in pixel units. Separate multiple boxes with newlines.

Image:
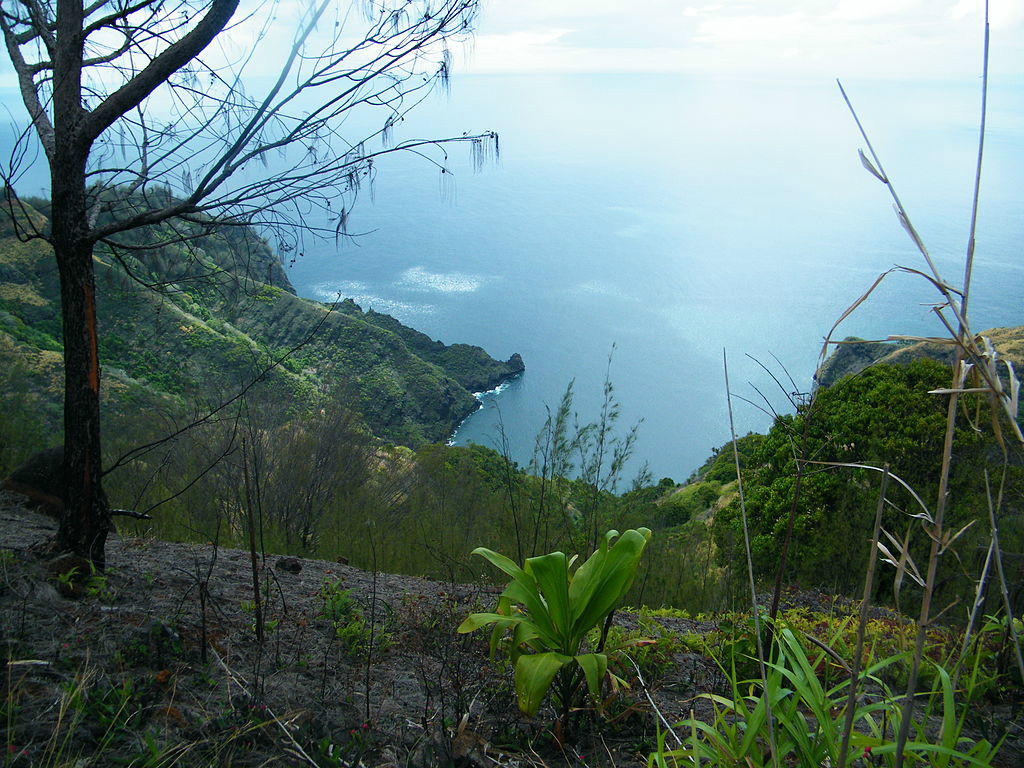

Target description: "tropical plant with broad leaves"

left=458, top=528, right=652, bottom=719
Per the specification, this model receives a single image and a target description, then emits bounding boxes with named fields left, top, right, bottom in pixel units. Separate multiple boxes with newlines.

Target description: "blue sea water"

left=3, top=73, right=1020, bottom=482
left=284, top=74, right=1023, bottom=482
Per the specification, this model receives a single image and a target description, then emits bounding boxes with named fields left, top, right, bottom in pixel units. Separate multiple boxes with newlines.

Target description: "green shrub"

left=458, top=528, right=651, bottom=719
left=319, top=579, right=392, bottom=659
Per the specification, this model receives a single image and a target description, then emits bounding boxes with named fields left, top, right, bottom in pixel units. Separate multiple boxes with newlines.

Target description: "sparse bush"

left=319, top=578, right=393, bottom=660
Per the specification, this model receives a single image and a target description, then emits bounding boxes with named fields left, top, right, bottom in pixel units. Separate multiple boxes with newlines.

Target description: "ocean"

left=4, top=73, right=1020, bottom=482
left=285, top=73, right=1023, bottom=482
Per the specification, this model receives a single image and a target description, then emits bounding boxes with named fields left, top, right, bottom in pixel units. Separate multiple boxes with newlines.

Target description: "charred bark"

left=50, top=0, right=108, bottom=565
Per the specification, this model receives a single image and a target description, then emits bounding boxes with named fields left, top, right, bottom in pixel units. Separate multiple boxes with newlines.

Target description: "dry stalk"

left=828, top=6, right=1016, bottom=764
left=984, top=469, right=1024, bottom=682
left=242, top=437, right=264, bottom=645
left=954, top=529, right=995, bottom=694
left=626, top=655, right=682, bottom=748
left=838, top=465, right=889, bottom=768
left=891, top=385, right=957, bottom=765
left=723, top=349, right=778, bottom=768
left=893, top=5, right=991, bottom=761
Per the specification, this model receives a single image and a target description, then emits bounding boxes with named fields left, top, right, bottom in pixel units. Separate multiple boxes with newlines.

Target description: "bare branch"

left=0, top=11, right=55, bottom=157
left=83, top=0, right=241, bottom=146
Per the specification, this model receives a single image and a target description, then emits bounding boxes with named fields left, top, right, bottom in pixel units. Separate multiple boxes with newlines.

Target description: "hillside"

left=0, top=199, right=523, bottom=448
left=0, top=497, right=723, bottom=767
left=816, top=328, right=1024, bottom=389
left=336, top=300, right=525, bottom=393
left=3, top=495, right=1019, bottom=767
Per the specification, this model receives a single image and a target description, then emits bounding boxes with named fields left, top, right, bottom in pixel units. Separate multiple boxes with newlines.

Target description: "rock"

left=506, top=352, right=525, bottom=374
left=2, top=446, right=68, bottom=520
left=275, top=556, right=302, bottom=574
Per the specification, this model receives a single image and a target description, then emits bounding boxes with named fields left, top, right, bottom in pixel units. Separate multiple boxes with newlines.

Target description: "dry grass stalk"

left=984, top=469, right=1024, bottom=682
left=838, top=465, right=889, bottom=768
left=828, top=5, right=1023, bottom=765
left=242, top=437, right=264, bottom=645
left=723, top=348, right=778, bottom=768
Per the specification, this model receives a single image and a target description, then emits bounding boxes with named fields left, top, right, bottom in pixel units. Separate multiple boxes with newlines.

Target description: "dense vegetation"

left=0, top=197, right=523, bottom=458
left=713, top=359, right=1024, bottom=607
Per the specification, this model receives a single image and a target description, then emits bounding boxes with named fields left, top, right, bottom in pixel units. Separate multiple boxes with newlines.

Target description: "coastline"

left=447, top=372, right=522, bottom=446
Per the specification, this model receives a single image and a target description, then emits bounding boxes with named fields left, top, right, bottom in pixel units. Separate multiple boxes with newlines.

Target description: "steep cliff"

left=816, top=328, right=1024, bottom=391
left=0, top=199, right=523, bottom=445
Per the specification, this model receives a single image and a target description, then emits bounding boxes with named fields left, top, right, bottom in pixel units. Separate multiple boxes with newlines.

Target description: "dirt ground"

left=1, top=497, right=727, bottom=766
left=1, top=495, right=1020, bottom=767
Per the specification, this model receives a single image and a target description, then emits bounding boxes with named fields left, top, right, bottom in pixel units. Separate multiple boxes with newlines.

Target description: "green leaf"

left=512, top=619, right=541, bottom=650
left=515, top=652, right=572, bottom=717
left=570, top=528, right=650, bottom=636
left=456, top=612, right=528, bottom=633
left=575, top=652, right=608, bottom=699
left=524, top=551, right=571, bottom=641
left=471, top=546, right=527, bottom=582
left=501, top=579, right=559, bottom=645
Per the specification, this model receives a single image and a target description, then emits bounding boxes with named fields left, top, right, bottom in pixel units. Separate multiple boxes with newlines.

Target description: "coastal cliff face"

left=0, top=199, right=522, bottom=446
left=333, top=299, right=525, bottom=394
left=817, top=328, right=1024, bottom=394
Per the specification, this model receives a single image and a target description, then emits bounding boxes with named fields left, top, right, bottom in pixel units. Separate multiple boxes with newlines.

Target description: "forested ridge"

left=0, top=197, right=523, bottom=452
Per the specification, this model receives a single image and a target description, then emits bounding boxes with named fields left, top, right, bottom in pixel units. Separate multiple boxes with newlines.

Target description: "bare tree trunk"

left=52, top=0, right=109, bottom=566
left=53, top=233, right=109, bottom=564
left=52, top=190, right=109, bottom=564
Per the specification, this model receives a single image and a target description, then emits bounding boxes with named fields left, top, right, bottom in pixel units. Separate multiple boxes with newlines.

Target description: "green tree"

left=1, top=0, right=495, bottom=566
left=713, top=360, right=1013, bottom=597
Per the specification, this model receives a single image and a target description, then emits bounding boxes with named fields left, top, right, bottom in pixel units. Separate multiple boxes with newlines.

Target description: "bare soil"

left=1, top=497, right=724, bottom=767
left=1, top=495, right=1020, bottom=767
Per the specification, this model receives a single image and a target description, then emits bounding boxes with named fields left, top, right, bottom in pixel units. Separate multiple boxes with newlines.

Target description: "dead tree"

left=0, top=0, right=496, bottom=566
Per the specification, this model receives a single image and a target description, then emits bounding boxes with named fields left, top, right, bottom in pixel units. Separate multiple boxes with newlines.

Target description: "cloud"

left=827, top=0, right=927, bottom=22
left=457, top=0, right=1024, bottom=78
left=464, top=29, right=695, bottom=73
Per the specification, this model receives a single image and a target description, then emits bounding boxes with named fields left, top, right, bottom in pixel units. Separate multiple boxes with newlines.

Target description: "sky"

left=460, top=0, right=1022, bottom=80
left=0, top=1, right=1018, bottom=98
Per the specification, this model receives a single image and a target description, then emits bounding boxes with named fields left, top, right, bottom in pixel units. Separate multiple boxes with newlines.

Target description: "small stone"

left=275, top=556, right=302, bottom=574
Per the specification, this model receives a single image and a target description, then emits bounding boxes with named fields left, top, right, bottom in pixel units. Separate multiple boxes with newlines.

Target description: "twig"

left=366, top=521, right=378, bottom=725
left=242, top=437, right=264, bottom=646
left=954, top=538, right=994, bottom=694
left=985, top=469, right=1024, bottom=682
left=626, top=655, right=681, bottom=748
left=960, top=1, right=990, bottom=321
left=209, top=647, right=319, bottom=768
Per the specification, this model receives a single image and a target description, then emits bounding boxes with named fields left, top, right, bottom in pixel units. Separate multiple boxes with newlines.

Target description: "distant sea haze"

left=287, top=74, right=1023, bottom=481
